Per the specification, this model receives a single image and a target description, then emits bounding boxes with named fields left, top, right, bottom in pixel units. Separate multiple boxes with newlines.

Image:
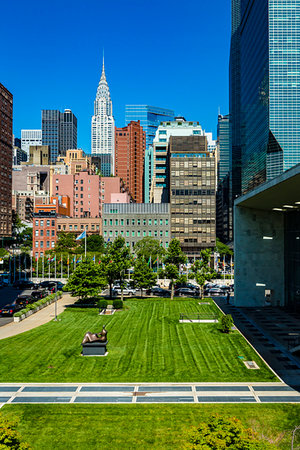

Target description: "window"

left=46, top=220, right=50, bottom=226
left=143, top=231, right=146, bottom=237
left=165, top=231, right=169, bottom=237
left=51, top=241, right=55, bottom=248
left=52, top=230, right=55, bottom=236
left=104, top=231, right=107, bottom=237
left=35, top=230, right=39, bottom=237
left=166, top=219, right=169, bottom=225
left=126, top=231, right=129, bottom=237
left=35, top=220, right=38, bottom=226
left=58, top=225, right=61, bottom=230
left=160, top=219, right=163, bottom=225
left=115, top=230, right=118, bottom=236
left=35, top=242, right=38, bottom=248
left=160, top=230, right=163, bottom=237
left=137, top=230, right=140, bottom=237
left=149, top=231, right=152, bottom=236
left=40, top=230, right=44, bottom=237
left=126, top=219, right=129, bottom=226
left=104, top=219, right=107, bottom=226
left=154, top=230, right=157, bottom=237
left=154, top=219, right=157, bottom=226
left=69, top=225, right=73, bottom=231
left=149, top=219, right=152, bottom=226
left=46, top=241, right=50, bottom=248
left=132, top=231, right=135, bottom=237
left=52, top=221, right=55, bottom=227
left=121, top=219, right=124, bottom=226
left=115, top=219, right=118, bottom=226
left=40, top=220, right=44, bottom=227
left=143, top=219, right=146, bottom=225
left=40, top=242, right=43, bottom=248
left=74, top=225, right=78, bottom=230
left=132, top=219, right=135, bottom=226
left=109, top=230, right=113, bottom=237
left=137, top=219, right=140, bottom=226
left=110, top=219, right=113, bottom=226
left=46, top=230, right=50, bottom=237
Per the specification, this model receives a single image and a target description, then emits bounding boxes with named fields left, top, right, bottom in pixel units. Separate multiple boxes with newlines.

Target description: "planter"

left=13, top=293, right=62, bottom=323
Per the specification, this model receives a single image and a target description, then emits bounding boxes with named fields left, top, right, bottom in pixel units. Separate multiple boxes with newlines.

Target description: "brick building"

left=0, top=83, right=13, bottom=236
left=115, top=121, right=145, bottom=203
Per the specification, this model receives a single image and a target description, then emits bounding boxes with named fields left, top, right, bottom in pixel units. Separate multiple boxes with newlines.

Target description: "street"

left=0, top=285, right=25, bottom=327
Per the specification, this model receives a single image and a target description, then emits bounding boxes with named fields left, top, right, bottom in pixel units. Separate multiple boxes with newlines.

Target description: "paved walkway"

left=0, top=293, right=76, bottom=340
left=0, top=382, right=299, bottom=405
left=214, top=298, right=300, bottom=387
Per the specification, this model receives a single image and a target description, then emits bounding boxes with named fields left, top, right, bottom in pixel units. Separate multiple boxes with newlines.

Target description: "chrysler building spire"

left=91, top=55, right=115, bottom=175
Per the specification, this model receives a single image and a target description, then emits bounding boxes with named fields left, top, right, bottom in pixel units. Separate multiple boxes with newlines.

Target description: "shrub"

left=0, top=413, right=30, bottom=449
left=186, top=414, right=275, bottom=449
left=113, top=299, right=123, bottom=309
left=97, top=299, right=108, bottom=310
left=220, top=314, right=234, bottom=333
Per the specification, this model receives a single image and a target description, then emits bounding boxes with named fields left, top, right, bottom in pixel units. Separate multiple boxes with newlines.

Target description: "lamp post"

left=54, top=284, right=58, bottom=321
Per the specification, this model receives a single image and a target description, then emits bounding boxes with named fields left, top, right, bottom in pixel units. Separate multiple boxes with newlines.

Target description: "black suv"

left=0, top=302, right=23, bottom=316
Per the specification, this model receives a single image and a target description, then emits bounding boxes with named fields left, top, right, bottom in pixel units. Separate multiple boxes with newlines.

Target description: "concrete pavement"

left=0, top=293, right=76, bottom=340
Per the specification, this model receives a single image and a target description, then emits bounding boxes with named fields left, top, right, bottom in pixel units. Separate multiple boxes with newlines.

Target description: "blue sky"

left=1, top=0, right=230, bottom=153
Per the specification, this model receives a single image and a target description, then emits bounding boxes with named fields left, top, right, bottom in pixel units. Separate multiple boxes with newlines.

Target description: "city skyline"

left=1, top=0, right=230, bottom=153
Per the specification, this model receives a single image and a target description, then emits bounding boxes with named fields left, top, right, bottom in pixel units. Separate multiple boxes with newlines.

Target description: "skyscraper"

left=230, top=0, right=300, bottom=195
left=21, top=129, right=42, bottom=157
left=91, top=57, right=115, bottom=175
left=42, top=109, right=77, bottom=162
left=115, top=121, right=146, bottom=203
left=217, top=114, right=230, bottom=183
left=125, top=105, right=174, bottom=202
left=0, top=83, right=13, bottom=237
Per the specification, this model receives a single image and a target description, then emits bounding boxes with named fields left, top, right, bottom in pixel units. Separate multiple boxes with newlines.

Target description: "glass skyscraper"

left=125, top=105, right=174, bottom=202
left=42, top=109, right=77, bottom=162
left=230, top=0, right=300, bottom=194
left=217, top=114, right=230, bottom=182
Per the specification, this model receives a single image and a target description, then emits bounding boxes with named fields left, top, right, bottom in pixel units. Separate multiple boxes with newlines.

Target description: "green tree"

left=132, top=258, right=157, bottom=296
left=134, top=237, right=165, bottom=265
left=186, top=414, right=275, bottom=449
left=81, top=234, right=105, bottom=253
left=104, top=236, right=132, bottom=299
left=220, top=314, right=234, bottom=333
left=215, top=238, right=233, bottom=257
left=190, top=249, right=216, bottom=298
left=161, top=263, right=179, bottom=300
left=65, top=259, right=107, bottom=300
left=164, top=238, right=187, bottom=269
left=54, top=232, right=78, bottom=253
left=0, top=413, right=30, bottom=449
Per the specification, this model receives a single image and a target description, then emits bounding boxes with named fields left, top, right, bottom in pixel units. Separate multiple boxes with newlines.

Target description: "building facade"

left=102, top=203, right=170, bottom=250
left=21, top=129, right=42, bottom=158
left=231, top=0, right=300, bottom=195
left=42, top=109, right=77, bottom=162
left=115, top=121, right=146, bottom=203
left=0, top=83, right=13, bottom=237
left=28, top=145, right=50, bottom=165
left=13, top=146, right=27, bottom=165
left=217, top=114, right=230, bottom=182
left=91, top=57, right=115, bottom=175
left=169, top=135, right=216, bottom=257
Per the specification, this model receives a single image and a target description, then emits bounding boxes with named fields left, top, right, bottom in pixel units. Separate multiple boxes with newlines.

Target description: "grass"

left=2, top=404, right=300, bottom=449
left=0, top=298, right=277, bottom=382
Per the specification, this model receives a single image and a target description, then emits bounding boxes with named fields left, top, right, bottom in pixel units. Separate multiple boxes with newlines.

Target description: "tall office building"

left=21, top=129, right=42, bottom=157
left=91, top=57, right=115, bottom=175
left=217, top=114, right=230, bottom=182
left=231, top=0, right=300, bottom=194
left=169, top=135, right=216, bottom=257
left=0, top=83, right=13, bottom=236
left=115, top=121, right=146, bottom=203
left=42, top=109, right=77, bottom=163
left=125, top=105, right=174, bottom=202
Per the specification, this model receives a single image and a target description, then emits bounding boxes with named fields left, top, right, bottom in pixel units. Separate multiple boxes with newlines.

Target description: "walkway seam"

left=192, top=385, right=198, bottom=403
left=132, top=385, right=138, bottom=403
left=249, top=385, right=260, bottom=403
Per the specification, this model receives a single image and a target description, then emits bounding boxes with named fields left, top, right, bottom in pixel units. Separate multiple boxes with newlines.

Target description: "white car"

left=114, top=287, right=136, bottom=296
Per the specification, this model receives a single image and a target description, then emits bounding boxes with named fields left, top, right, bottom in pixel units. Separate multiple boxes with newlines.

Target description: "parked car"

left=52, top=281, right=65, bottom=291
left=39, top=281, right=57, bottom=293
left=174, top=287, right=199, bottom=297
left=0, top=302, right=22, bottom=316
left=15, top=294, right=34, bottom=307
left=206, top=287, right=225, bottom=296
left=30, top=289, right=48, bottom=300
left=114, top=287, right=136, bottom=296
left=170, top=282, right=200, bottom=294
left=13, top=280, right=37, bottom=290
left=150, top=287, right=171, bottom=297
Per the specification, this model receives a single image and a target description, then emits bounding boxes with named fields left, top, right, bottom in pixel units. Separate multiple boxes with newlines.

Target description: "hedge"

left=13, top=292, right=62, bottom=317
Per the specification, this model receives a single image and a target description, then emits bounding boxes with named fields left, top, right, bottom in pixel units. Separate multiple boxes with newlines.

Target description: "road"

left=0, top=286, right=28, bottom=327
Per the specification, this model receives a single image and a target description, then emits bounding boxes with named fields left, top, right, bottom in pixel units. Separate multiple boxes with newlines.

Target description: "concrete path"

left=0, top=293, right=76, bottom=340
left=0, top=382, right=299, bottom=405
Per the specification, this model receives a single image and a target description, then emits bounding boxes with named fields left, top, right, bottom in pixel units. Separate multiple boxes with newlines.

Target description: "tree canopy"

left=132, top=258, right=157, bottom=295
left=190, top=249, right=216, bottom=297
left=164, top=239, right=187, bottom=269
left=103, top=236, right=132, bottom=298
left=81, top=234, right=105, bottom=253
left=66, top=259, right=107, bottom=300
left=134, top=237, right=165, bottom=264
left=215, top=238, right=233, bottom=257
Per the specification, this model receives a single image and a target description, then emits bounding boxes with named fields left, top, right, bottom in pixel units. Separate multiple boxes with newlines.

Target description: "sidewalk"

left=0, top=293, right=76, bottom=340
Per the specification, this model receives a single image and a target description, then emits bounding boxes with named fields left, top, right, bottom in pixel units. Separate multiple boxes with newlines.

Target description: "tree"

left=132, top=258, right=157, bottom=296
left=54, top=232, right=78, bottom=253
left=134, top=237, right=165, bottom=265
left=0, top=414, right=30, bottom=449
left=65, top=259, right=107, bottom=300
left=162, top=263, right=179, bottom=300
left=164, top=238, right=187, bottom=269
left=220, top=314, right=234, bottom=333
left=104, top=236, right=132, bottom=299
left=81, top=234, right=105, bottom=253
left=215, top=238, right=233, bottom=257
left=186, top=414, right=275, bottom=449
left=190, top=249, right=216, bottom=298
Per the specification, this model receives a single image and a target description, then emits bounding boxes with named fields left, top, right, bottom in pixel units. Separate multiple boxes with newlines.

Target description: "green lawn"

left=0, top=298, right=277, bottom=382
left=2, top=404, right=300, bottom=449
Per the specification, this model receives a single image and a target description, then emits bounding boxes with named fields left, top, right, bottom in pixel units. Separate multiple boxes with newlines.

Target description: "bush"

left=97, top=299, right=108, bottom=310
left=113, top=299, right=123, bottom=309
left=13, top=292, right=61, bottom=317
left=220, top=314, right=234, bottom=333
left=0, top=413, right=30, bottom=449
left=186, top=414, right=275, bottom=449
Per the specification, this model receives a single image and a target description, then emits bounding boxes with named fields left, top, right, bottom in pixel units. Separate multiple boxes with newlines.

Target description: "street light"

left=54, top=284, right=58, bottom=321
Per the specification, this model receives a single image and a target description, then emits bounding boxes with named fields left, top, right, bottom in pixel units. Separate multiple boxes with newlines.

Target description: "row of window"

left=35, top=230, right=55, bottom=237
left=35, top=241, right=55, bottom=248
left=103, top=218, right=169, bottom=226
left=103, top=230, right=169, bottom=238
left=35, top=219, right=55, bottom=227
left=57, top=224, right=100, bottom=231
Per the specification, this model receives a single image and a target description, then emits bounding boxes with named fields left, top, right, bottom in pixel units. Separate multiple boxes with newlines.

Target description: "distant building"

left=13, top=147, right=27, bottom=165
left=0, top=83, right=13, bottom=237
left=169, top=135, right=216, bottom=257
left=12, top=191, right=49, bottom=223
left=90, top=154, right=112, bottom=177
left=21, top=130, right=42, bottom=158
left=144, top=146, right=154, bottom=203
left=29, top=145, right=50, bottom=165
left=57, top=149, right=92, bottom=175
left=91, top=57, right=115, bottom=175
left=42, top=109, right=77, bottom=162
left=125, top=105, right=174, bottom=201
left=217, top=114, right=230, bottom=182
left=102, top=203, right=170, bottom=250
left=12, top=165, right=50, bottom=193
left=115, top=121, right=146, bottom=203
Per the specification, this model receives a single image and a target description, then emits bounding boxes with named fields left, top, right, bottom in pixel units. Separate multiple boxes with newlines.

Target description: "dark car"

left=206, top=287, right=225, bottom=296
left=0, top=302, right=22, bottom=316
left=39, top=281, right=57, bottom=293
left=174, top=287, right=199, bottom=297
left=52, top=281, right=65, bottom=291
left=170, top=282, right=200, bottom=294
left=15, top=294, right=34, bottom=307
left=151, top=287, right=171, bottom=297
left=31, top=289, right=48, bottom=300
left=13, top=280, right=37, bottom=290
